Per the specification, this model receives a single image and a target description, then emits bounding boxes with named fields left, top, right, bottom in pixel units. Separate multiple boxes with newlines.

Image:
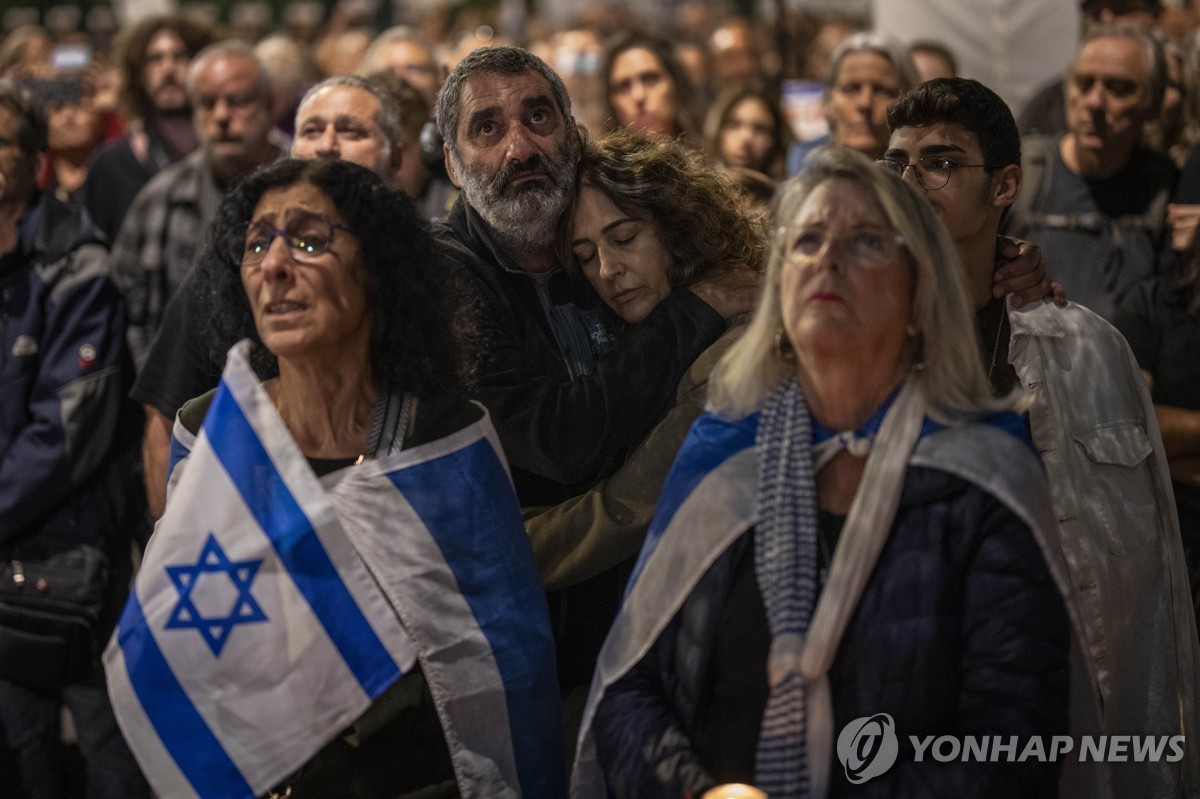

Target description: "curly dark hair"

left=112, top=14, right=213, bottom=122
left=557, top=128, right=765, bottom=290
left=203, top=158, right=471, bottom=397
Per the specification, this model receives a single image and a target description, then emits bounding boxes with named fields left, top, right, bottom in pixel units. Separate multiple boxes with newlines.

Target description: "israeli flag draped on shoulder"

left=571, top=395, right=1057, bottom=798
left=105, top=341, right=562, bottom=799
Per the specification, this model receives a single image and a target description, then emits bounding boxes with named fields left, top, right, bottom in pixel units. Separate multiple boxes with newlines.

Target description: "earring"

left=774, top=327, right=796, bottom=363
left=907, top=329, right=925, bottom=371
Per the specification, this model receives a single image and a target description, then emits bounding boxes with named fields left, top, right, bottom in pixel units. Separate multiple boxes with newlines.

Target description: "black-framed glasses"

left=876, top=156, right=988, bottom=191
left=226, top=210, right=351, bottom=267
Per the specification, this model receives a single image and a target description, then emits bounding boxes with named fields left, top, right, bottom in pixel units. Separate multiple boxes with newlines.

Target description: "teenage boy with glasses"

left=886, top=76, right=1200, bottom=799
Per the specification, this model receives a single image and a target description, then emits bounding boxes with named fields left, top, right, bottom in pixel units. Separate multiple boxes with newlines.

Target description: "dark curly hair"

left=558, top=128, right=765, bottom=290
left=203, top=158, right=471, bottom=397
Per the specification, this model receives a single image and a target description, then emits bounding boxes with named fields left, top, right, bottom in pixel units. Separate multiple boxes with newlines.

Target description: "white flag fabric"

left=106, top=342, right=562, bottom=798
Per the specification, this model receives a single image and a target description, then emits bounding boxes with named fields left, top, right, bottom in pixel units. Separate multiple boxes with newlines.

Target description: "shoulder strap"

left=1007, top=134, right=1057, bottom=238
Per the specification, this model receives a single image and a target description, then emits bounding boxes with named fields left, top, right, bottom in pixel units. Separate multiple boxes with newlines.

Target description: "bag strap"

left=1006, top=134, right=1057, bottom=238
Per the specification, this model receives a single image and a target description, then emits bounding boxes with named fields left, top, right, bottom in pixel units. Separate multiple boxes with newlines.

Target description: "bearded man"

left=432, top=46, right=758, bottom=713
left=435, top=45, right=754, bottom=509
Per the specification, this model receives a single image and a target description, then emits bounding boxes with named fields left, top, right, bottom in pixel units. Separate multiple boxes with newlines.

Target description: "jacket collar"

left=1007, top=297, right=1068, bottom=339
left=451, top=196, right=562, bottom=277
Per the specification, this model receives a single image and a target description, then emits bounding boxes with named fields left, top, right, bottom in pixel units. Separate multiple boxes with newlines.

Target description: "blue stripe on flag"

left=387, top=437, right=563, bottom=799
left=116, top=591, right=255, bottom=798
left=206, top=383, right=401, bottom=698
left=629, top=411, right=758, bottom=586
left=167, top=430, right=190, bottom=485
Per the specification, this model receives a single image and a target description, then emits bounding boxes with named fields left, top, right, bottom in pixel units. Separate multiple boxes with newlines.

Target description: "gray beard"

left=451, top=147, right=576, bottom=254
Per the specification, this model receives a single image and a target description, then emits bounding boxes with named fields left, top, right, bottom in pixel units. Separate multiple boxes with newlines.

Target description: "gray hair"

left=1075, top=24, right=1167, bottom=117
left=824, top=31, right=920, bottom=98
left=297, top=74, right=402, bottom=154
left=186, top=40, right=272, bottom=106
left=708, top=146, right=1017, bottom=422
left=435, top=45, right=573, bottom=153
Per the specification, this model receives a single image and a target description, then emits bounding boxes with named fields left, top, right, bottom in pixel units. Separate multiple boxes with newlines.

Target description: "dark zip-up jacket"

left=0, top=192, right=137, bottom=553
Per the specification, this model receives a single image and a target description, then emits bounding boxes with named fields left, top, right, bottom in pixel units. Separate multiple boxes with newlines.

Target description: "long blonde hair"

left=708, top=146, right=1020, bottom=423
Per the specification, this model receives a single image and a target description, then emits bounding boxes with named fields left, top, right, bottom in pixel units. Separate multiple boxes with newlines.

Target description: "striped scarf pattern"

left=753, top=377, right=818, bottom=798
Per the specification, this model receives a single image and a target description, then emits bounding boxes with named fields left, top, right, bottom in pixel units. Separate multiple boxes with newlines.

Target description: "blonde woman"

left=573, top=147, right=1091, bottom=799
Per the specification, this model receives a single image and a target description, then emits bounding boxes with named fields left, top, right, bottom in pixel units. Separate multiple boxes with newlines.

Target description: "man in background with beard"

left=111, top=40, right=279, bottom=369
left=82, top=14, right=212, bottom=242
left=433, top=45, right=756, bottom=727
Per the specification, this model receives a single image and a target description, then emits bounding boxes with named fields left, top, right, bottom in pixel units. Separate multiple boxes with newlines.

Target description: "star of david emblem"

left=163, top=533, right=268, bottom=657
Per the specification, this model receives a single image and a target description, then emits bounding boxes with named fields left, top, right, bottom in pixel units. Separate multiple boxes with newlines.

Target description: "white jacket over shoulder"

left=1008, top=298, right=1200, bottom=799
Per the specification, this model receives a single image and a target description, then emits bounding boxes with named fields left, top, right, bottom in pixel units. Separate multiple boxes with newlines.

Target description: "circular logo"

left=836, top=713, right=899, bottom=784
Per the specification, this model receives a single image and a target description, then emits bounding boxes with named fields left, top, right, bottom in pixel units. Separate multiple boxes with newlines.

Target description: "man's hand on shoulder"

left=1168, top=203, right=1200, bottom=253
left=994, top=236, right=1066, bottom=308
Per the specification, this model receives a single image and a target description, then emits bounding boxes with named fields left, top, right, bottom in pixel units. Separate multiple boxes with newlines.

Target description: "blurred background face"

left=1065, top=36, right=1154, bottom=157
left=193, top=56, right=275, bottom=180
left=608, top=47, right=679, bottom=137
left=143, top=28, right=191, bottom=114
left=368, top=40, right=440, bottom=104
left=825, top=51, right=900, bottom=160
left=47, top=100, right=103, bottom=153
left=719, top=96, right=775, bottom=173
left=709, top=19, right=758, bottom=85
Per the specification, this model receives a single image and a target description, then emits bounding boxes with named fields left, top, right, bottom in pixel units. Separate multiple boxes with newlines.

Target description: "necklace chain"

left=987, top=309, right=1007, bottom=383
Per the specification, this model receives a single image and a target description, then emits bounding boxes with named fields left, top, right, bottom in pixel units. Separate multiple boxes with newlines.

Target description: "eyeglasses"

left=226, top=210, right=351, bottom=267
left=783, top=226, right=907, bottom=269
left=875, top=156, right=988, bottom=191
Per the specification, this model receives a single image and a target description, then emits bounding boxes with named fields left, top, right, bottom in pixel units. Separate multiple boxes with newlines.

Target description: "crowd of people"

left=2, top=0, right=1200, bottom=797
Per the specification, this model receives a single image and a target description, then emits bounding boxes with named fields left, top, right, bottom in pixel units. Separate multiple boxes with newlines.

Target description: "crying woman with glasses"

left=126, top=158, right=565, bottom=798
